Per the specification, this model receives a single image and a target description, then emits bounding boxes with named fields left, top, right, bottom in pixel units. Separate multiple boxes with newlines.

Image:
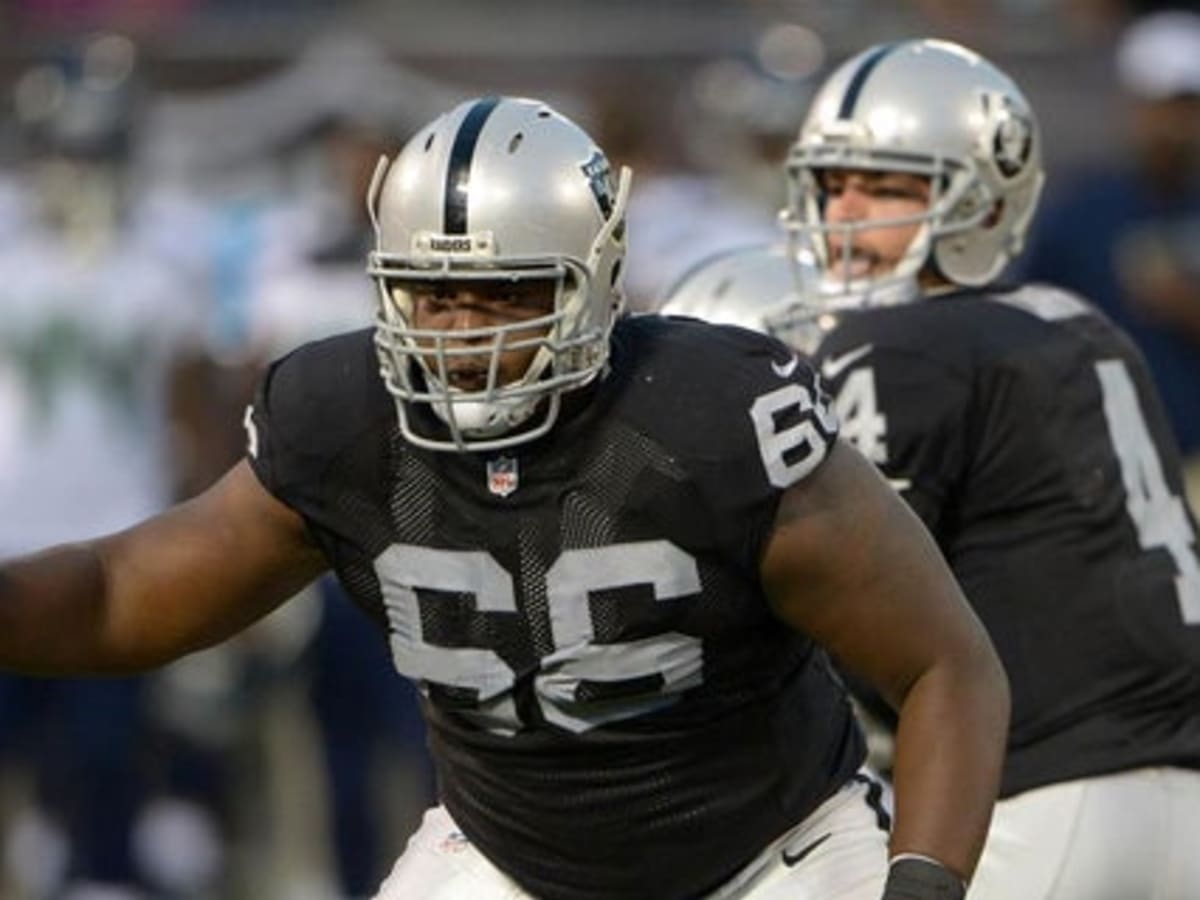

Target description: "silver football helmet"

left=781, top=39, right=1044, bottom=307
left=659, top=243, right=829, bottom=353
left=367, top=96, right=632, bottom=452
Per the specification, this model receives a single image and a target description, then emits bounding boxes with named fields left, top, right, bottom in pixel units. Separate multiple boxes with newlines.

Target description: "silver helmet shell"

left=660, top=243, right=828, bottom=353
left=368, top=96, right=631, bottom=452
left=781, top=39, right=1044, bottom=306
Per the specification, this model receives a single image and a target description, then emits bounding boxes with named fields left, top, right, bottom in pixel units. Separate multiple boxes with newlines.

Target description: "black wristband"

left=881, top=856, right=966, bottom=900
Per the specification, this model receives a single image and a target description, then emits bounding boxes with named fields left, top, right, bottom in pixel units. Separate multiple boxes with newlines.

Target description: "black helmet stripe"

left=444, top=96, right=502, bottom=234
left=837, top=43, right=900, bottom=119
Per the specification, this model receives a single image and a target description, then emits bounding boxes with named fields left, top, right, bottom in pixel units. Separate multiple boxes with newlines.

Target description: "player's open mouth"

left=828, top=246, right=877, bottom=279
left=445, top=367, right=491, bottom=391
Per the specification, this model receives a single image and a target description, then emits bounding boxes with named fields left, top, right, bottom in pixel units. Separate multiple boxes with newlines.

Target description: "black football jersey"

left=247, top=314, right=863, bottom=900
left=813, top=284, right=1200, bottom=798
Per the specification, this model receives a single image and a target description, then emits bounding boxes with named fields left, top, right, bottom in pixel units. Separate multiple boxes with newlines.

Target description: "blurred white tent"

left=142, top=34, right=469, bottom=175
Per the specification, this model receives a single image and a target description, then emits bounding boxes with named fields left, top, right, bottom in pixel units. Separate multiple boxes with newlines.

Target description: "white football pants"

left=968, top=766, right=1200, bottom=900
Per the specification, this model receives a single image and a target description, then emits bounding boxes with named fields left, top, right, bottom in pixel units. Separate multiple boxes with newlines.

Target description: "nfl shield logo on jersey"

left=487, top=456, right=519, bottom=497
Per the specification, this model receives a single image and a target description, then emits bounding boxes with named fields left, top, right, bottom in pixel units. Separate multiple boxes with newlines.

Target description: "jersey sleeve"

left=245, top=328, right=384, bottom=517
left=624, top=317, right=840, bottom=572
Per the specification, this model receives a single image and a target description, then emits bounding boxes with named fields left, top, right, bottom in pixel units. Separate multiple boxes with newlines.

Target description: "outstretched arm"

left=0, top=461, right=329, bottom=676
left=760, top=440, right=1009, bottom=884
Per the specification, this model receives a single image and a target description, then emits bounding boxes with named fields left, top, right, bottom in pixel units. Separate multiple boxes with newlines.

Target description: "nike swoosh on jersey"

left=772, top=355, right=800, bottom=378
left=820, top=343, right=874, bottom=380
left=781, top=831, right=832, bottom=867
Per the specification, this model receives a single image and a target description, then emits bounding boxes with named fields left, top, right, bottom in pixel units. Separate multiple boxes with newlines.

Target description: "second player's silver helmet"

left=781, top=39, right=1044, bottom=306
left=368, top=96, right=631, bottom=452
left=660, top=244, right=828, bottom=353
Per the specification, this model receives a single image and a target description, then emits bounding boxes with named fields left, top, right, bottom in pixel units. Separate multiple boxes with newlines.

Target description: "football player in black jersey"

left=761, top=38, right=1200, bottom=900
left=0, top=96, right=1009, bottom=900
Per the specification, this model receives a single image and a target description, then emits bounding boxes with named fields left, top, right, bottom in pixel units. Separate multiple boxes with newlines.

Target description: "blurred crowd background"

left=1, top=1, right=1198, bottom=898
